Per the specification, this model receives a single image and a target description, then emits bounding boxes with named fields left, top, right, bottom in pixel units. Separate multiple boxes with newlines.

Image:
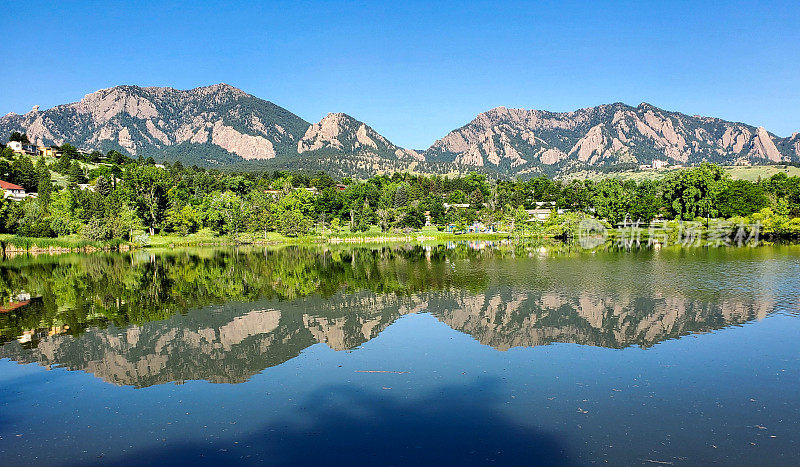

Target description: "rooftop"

left=0, top=180, right=24, bottom=190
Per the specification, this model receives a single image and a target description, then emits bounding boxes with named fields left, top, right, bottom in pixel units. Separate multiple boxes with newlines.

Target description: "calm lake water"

left=1, top=243, right=799, bottom=465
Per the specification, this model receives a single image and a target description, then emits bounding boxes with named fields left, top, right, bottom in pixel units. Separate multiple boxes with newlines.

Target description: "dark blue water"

left=1, top=244, right=798, bottom=465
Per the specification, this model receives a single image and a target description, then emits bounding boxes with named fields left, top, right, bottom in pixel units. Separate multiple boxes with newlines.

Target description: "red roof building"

left=0, top=180, right=24, bottom=191
left=0, top=180, right=26, bottom=200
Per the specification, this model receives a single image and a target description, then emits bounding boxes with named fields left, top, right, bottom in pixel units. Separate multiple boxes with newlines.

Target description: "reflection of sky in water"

left=1, top=245, right=799, bottom=465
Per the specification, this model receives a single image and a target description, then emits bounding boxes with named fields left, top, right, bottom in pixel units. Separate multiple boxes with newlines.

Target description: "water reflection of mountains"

left=0, top=244, right=792, bottom=387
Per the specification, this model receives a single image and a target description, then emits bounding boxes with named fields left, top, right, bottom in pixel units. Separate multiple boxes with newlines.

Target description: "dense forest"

left=2, top=136, right=800, bottom=242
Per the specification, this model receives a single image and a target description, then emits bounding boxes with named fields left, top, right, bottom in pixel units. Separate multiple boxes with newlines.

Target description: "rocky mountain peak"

left=318, top=112, right=361, bottom=131
left=0, top=84, right=310, bottom=163
left=298, top=113, right=422, bottom=161
left=1, top=86, right=797, bottom=176
left=426, top=101, right=797, bottom=173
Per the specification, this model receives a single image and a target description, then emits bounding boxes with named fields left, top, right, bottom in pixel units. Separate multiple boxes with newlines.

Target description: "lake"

left=1, top=243, right=798, bottom=465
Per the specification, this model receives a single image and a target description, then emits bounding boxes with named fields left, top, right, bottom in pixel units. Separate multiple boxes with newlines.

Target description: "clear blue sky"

left=2, top=0, right=798, bottom=149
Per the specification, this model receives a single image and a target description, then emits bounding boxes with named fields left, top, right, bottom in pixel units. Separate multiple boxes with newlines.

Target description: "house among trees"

left=525, top=206, right=566, bottom=222
left=526, top=208, right=553, bottom=221
left=0, top=180, right=27, bottom=201
left=6, top=140, right=39, bottom=156
left=38, top=146, right=63, bottom=158
left=4, top=132, right=39, bottom=155
left=639, top=160, right=668, bottom=171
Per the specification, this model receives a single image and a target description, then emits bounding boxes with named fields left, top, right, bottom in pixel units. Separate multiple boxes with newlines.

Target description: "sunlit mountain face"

left=3, top=84, right=798, bottom=177
left=2, top=243, right=797, bottom=387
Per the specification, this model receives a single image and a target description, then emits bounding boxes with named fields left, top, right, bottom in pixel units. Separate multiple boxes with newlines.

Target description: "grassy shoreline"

left=1, top=222, right=791, bottom=255
left=0, top=228, right=515, bottom=255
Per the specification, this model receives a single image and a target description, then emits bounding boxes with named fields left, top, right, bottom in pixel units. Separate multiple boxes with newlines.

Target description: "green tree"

left=116, top=203, right=146, bottom=241
left=399, top=204, right=425, bottom=230
left=276, top=209, right=311, bottom=237
left=425, top=197, right=446, bottom=225
left=9, top=132, right=29, bottom=143
left=210, top=191, right=246, bottom=238
left=717, top=180, right=769, bottom=218
left=246, top=190, right=274, bottom=238
left=662, top=163, right=727, bottom=220
left=628, top=180, right=661, bottom=222
left=10, top=155, right=38, bottom=192
left=330, top=217, right=341, bottom=234
left=394, top=184, right=409, bottom=208
left=67, top=160, right=87, bottom=185
left=591, top=179, right=628, bottom=224
left=60, top=143, right=78, bottom=158
left=166, top=204, right=201, bottom=236
left=36, top=169, right=54, bottom=207
left=513, top=205, right=529, bottom=234
left=122, top=164, right=170, bottom=235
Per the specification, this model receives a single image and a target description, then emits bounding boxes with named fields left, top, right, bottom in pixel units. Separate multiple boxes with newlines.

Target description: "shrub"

left=16, top=221, right=56, bottom=238
left=80, top=218, right=111, bottom=241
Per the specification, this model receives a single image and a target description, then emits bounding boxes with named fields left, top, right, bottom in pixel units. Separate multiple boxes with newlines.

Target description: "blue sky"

left=2, top=0, right=798, bottom=149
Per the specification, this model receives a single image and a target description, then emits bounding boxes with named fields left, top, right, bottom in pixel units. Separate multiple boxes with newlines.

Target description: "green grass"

left=720, top=165, right=800, bottom=181
left=146, top=229, right=321, bottom=248
left=0, top=234, right=122, bottom=251
left=146, top=225, right=511, bottom=248
left=560, top=165, right=800, bottom=182
left=13, top=155, right=111, bottom=188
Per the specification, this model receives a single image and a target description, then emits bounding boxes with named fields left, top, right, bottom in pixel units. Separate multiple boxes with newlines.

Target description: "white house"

left=526, top=208, right=552, bottom=222
left=0, top=180, right=26, bottom=201
left=443, top=203, right=470, bottom=209
left=6, top=141, right=39, bottom=156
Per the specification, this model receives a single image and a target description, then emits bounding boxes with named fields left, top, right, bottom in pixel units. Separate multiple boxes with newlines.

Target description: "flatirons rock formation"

left=0, top=83, right=310, bottom=165
left=298, top=112, right=422, bottom=161
left=424, top=103, right=799, bottom=175
left=0, top=288, right=772, bottom=387
left=1, top=84, right=798, bottom=176
left=779, top=132, right=800, bottom=160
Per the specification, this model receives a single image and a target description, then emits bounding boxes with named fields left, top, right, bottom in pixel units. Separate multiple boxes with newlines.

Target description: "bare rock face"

left=426, top=102, right=798, bottom=174
left=298, top=112, right=423, bottom=161
left=434, top=289, right=773, bottom=351
left=569, top=124, right=623, bottom=164
left=749, top=127, right=784, bottom=162
left=794, top=134, right=800, bottom=158
left=75, top=86, right=159, bottom=123
left=0, top=83, right=309, bottom=163
left=1, top=85, right=797, bottom=176
left=776, top=132, right=800, bottom=160
left=211, top=120, right=277, bottom=160
left=539, top=148, right=567, bottom=165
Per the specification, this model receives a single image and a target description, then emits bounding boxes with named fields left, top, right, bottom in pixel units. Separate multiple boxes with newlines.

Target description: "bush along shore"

left=0, top=216, right=789, bottom=257
left=0, top=235, right=136, bottom=256
left=0, top=229, right=511, bottom=256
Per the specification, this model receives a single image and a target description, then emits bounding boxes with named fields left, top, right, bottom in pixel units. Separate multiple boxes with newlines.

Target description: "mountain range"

left=2, top=83, right=798, bottom=177
left=0, top=288, right=771, bottom=387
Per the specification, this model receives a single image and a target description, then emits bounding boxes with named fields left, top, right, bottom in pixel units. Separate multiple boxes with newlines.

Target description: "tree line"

left=1, top=137, right=800, bottom=241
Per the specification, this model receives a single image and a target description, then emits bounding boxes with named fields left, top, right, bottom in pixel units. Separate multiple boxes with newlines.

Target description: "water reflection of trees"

left=0, top=244, right=793, bottom=387
left=0, top=245, right=490, bottom=344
